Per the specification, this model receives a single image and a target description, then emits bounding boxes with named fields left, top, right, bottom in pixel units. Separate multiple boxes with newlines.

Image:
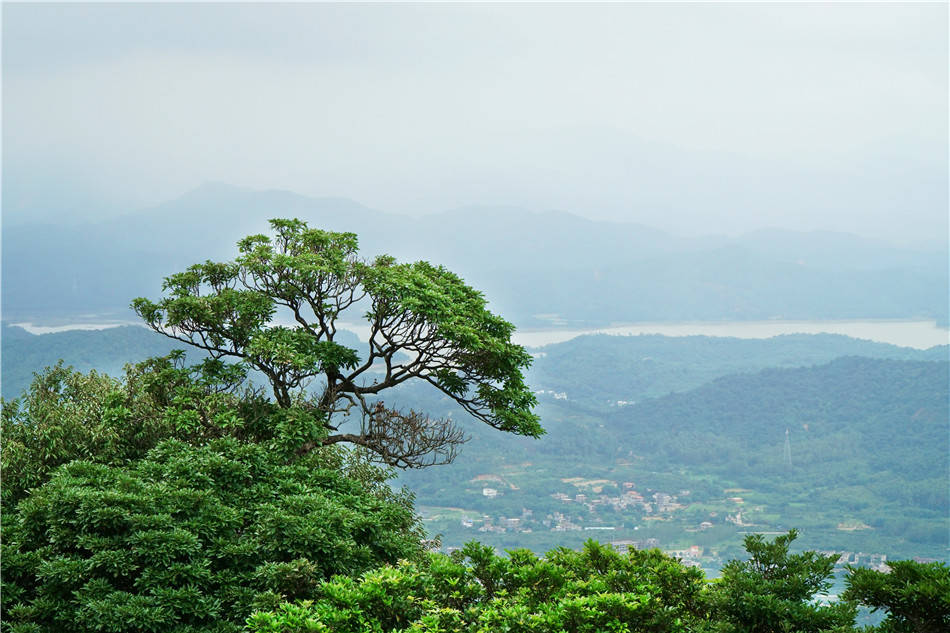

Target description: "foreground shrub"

left=1, top=438, right=424, bottom=633
left=2, top=363, right=124, bottom=509
left=246, top=539, right=706, bottom=633
left=701, top=530, right=856, bottom=633
left=844, top=559, right=950, bottom=633
left=1, top=355, right=279, bottom=511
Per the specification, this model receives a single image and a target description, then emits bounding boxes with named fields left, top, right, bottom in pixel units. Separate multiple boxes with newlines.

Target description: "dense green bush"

left=244, top=530, right=950, bottom=633
left=701, top=530, right=856, bottom=633
left=246, top=539, right=706, bottom=633
left=2, top=437, right=424, bottom=633
left=2, top=362, right=124, bottom=508
left=844, top=559, right=950, bottom=633
left=1, top=354, right=285, bottom=510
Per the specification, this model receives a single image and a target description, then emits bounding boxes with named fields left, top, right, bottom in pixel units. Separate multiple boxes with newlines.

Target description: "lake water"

left=10, top=318, right=948, bottom=351
left=9, top=320, right=142, bottom=335
left=510, top=319, right=950, bottom=350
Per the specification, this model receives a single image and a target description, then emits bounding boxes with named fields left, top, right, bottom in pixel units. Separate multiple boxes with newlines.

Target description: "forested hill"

left=6, top=325, right=946, bottom=404
left=3, top=322, right=948, bottom=558
left=600, top=356, right=949, bottom=554
left=4, top=185, right=947, bottom=325
left=401, top=355, right=948, bottom=558
left=527, top=333, right=948, bottom=409
left=1, top=324, right=369, bottom=401
left=610, top=356, right=948, bottom=474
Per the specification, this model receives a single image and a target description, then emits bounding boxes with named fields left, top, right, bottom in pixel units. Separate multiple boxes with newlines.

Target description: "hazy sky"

left=3, top=2, right=947, bottom=242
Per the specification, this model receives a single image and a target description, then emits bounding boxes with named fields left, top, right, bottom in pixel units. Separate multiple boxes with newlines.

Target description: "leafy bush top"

left=246, top=539, right=706, bottom=633
left=2, top=438, right=424, bottom=633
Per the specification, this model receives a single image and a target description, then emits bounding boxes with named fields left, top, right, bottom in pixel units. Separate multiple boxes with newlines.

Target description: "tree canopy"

left=844, top=559, right=950, bottom=633
left=132, top=219, right=541, bottom=468
left=246, top=540, right=706, bottom=633
left=2, top=438, right=423, bottom=633
left=702, top=529, right=856, bottom=633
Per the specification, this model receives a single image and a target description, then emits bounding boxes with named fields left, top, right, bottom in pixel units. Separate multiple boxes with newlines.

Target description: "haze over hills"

left=4, top=5, right=948, bottom=628
left=4, top=184, right=947, bottom=326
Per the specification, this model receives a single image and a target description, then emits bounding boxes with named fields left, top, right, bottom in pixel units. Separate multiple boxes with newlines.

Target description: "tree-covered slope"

left=1, top=325, right=179, bottom=399
left=5, top=324, right=946, bottom=559
left=610, top=357, right=947, bottom=481
left=1, top=325, right=365, bottom=401
left=400, top=356, right=948, bottom=558
left=527, top=333, right=948, bottom=409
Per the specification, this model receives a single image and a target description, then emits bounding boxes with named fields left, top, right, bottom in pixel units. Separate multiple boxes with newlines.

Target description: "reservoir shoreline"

left=8, top=317, right=949, bottom=351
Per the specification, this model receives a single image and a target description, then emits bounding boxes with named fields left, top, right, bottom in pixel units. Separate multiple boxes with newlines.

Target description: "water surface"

left=10, top=318, right=948, bottom=351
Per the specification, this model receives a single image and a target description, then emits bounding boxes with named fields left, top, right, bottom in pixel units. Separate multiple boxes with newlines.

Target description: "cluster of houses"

left=819, top=550, right=890, bottom=572
left=533, top=388, right=568, bottom=400
left=461, top=509, right=615, bottom=535
left=448, top=476, right=913, bottom=574
left=549, top=482, right=685, bottom=516
left=461, top=507, right=534, bottom=534
left=463, top=483, right=695, bottom=537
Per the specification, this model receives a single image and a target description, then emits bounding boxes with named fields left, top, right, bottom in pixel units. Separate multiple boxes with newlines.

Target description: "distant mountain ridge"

left=4, top=183, right=947, bottom=325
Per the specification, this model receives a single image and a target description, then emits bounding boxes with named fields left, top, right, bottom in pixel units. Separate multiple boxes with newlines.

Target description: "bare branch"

left=300, top=401, right=467, bottom=468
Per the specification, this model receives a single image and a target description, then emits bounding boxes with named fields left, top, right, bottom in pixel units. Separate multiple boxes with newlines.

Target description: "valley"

left=5, top=322, right=946, bottom=567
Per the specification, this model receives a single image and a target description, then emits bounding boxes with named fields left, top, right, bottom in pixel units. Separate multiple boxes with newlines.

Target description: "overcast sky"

left=3, top=2, right=947, bottom=242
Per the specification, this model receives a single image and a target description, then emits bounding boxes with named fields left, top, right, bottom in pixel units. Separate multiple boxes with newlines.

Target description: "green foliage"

left=1, top=324, right=181, bottom=400
left=613, top=357, right=948, bottom=478
left=1, top=438, right=424, bottom=633
left=132, top=219, right=540, bottom=467
left=246, top=540, right=706, bottom=633
left=1, top=354, right=280, bottom=510
left=703, top=530, right=857, bottom=633
left=844, top=560, right=950, bottom=633
left=2, top=362, right=120, bottom=509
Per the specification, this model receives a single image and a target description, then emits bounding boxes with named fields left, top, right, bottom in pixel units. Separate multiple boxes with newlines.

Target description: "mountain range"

left=4, top=183, right=947, bottom=325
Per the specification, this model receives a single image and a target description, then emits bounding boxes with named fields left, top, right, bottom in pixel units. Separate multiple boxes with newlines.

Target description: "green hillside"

left=1, top=325, right=365, bottom=400
left=527, top=332, right=948, bottom=408
left=400, top=356, right=949, bottom=561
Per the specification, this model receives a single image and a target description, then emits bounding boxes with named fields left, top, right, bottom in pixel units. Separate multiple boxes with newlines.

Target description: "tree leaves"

left=844, top=560, right=950, bottom=633
left=703, top=530, right=857, bottom=633
left=246, top=540, right=706, bottom=633
left=1, top=439, right=424, bottom=633
left=132, top=219, right=541, bottom=467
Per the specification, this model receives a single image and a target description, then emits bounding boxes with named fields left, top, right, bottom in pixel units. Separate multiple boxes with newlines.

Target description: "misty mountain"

left=730, top=229, right=948, bottom=272
left=4, top=183, right=946, bottom=325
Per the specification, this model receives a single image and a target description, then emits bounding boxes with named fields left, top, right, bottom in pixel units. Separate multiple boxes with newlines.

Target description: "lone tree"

left=132, top=219, right=541, bottom=468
